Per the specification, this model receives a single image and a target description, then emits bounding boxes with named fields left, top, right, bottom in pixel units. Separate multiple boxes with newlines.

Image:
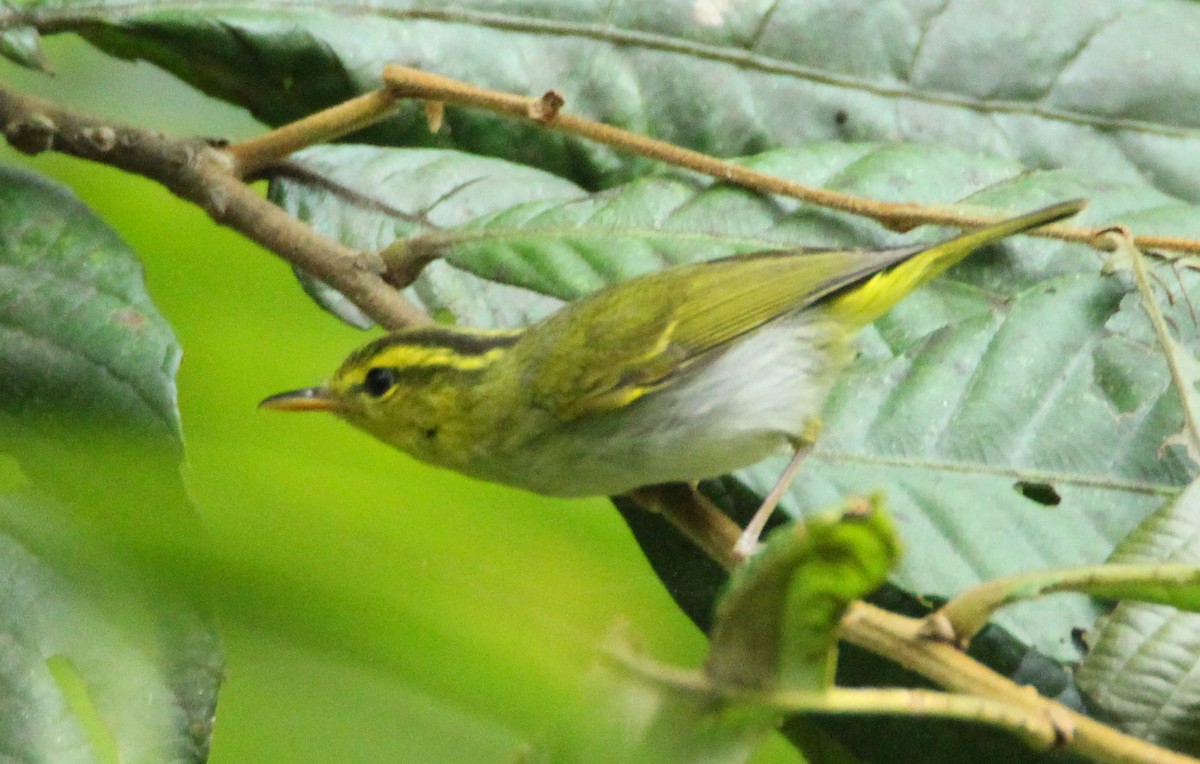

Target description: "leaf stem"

left=607, top=645, right=1062, bottom=750
left=1112, top=229, right=1200, bottom=462
left=928, top=562, right=1200, bottom=644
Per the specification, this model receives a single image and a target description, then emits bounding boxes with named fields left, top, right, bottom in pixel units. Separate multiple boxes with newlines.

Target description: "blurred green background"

left=0, top=37, right=799, bottom=763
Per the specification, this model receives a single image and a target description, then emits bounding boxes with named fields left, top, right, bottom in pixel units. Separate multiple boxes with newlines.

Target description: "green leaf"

left=731, top=160, right=1200, bottom=660
left=0, top=490, right=221, bottom=764
left=0, top=163, right=179, bottom=431
left=269, top=146, right=576, bottom=328
left=1076, top=479, right=1200, bottom=755
left=0, top=164, right=221, bottom=763
left=708, top=496, right=900, bottom=691
left=272, top=139, right=1195, bottom=761
left=0, top=163, right=182, bottom=500
left=9, top=1, right=1200, bottom=198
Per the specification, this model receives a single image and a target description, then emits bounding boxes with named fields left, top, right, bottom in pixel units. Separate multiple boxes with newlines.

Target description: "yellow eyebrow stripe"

left=369, top=345, right=508, bottom=372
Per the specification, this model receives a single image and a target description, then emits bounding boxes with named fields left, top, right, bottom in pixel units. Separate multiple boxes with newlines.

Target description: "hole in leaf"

left=1014, top=481, right=1061, bottom=506
left=1071, top=627, right=1091, bottom=654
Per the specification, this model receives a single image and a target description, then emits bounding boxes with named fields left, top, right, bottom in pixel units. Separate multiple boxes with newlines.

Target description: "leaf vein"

left=809, top=450, right=1179, bottom=496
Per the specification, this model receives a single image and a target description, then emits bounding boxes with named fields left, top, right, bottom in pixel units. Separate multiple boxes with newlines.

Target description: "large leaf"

left=4, top=1, right=1200, bottom=199
left=267, top=137, right=1195, bottom=758
left=269, top=138, right=1199, bottom=761
left=272, top=140, right=1199, bottom=660
left=1076, top=479, right=1200, bottom=755
left=0, top=489, right=221, bottom=764
left=0, top=163, right=221, bottom=763
left=0, top=162, right=182, bottom=500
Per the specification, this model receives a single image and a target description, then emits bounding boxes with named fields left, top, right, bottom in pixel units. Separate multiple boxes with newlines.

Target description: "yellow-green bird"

left=263, top=199, right=1084, bottom=556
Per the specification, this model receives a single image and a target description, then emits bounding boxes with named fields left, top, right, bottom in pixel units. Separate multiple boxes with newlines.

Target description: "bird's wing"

left=525, top=198, right=1086, bottom=421
left=525, top=246, right=911, bottom=420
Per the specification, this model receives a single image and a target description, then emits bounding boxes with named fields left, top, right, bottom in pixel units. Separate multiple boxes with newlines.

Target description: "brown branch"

left=625, top=484, right=744, bottom=570
left=368, top=64, right=1200, bottom=255
left=216, top=64, right=1200, bottom=298
left=225, top=87, right=402, bottom=178
left=841, top=602, right=1197, bottom=764
left=0, top=84, right=429, bottom=330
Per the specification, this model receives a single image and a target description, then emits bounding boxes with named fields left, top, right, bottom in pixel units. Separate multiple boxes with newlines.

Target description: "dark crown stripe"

left=396, top=327, right=522, bottom=354
left=348, top=326, right=522, bottom=366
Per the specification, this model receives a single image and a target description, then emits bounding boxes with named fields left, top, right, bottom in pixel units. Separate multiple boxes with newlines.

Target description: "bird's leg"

left=732, top=423, right=820, bottom=560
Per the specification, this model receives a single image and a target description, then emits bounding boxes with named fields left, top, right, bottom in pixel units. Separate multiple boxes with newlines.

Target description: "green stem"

left=609, top=646, right=1061, bottom=749
left=1120, top=232, right=1200, bottom=457
left=930, top=563, right=1200, bottom=644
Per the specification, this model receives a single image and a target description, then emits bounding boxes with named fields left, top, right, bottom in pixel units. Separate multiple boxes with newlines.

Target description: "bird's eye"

left=362, top=367, right=397, bottom=397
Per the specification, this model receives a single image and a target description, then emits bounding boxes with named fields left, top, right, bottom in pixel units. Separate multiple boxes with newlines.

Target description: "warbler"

left=262, top=199, right=1084, bottom=555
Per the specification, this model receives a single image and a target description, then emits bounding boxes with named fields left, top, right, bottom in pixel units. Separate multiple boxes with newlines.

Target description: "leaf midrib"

left=810, top=449, right=1180, bottom=496
left=426, top=225, right=808, bottom=253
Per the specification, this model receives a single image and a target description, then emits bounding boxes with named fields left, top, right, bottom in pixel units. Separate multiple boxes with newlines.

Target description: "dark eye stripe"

left=355, top=363, right=487, bottom=394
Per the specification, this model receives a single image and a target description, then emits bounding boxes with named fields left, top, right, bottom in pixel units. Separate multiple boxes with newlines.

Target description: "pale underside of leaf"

left=0, top=492, right=221, bottom=764
left=6, top=1, right=1200, bottom=200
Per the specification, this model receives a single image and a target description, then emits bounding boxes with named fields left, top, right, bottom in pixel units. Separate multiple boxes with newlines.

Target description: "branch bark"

left=376, top=64, right=1200, bottom=256
left=0, top=84, right=429, bottom=330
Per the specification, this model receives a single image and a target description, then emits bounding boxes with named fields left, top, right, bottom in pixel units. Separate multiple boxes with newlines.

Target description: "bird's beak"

left=259, top=387, right=341, bottom=413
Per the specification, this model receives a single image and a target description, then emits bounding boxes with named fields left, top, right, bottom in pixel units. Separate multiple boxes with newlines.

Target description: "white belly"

left=482, top=314, right=850, bottom=497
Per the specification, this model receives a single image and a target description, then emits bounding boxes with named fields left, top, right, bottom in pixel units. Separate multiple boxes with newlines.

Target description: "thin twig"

left=606, top=645, right=1062, bottom=751
left=625, top=483, right=744, bottom=570
left=225, top=87, right=401, bottom=177
left=1111, top=229, right=1200, bottom=461
left=927, top=562, right=1200, bottom=646
left=379, top=64, right=1200, bottom=255
left=0, top=84, right=429, bottom=329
